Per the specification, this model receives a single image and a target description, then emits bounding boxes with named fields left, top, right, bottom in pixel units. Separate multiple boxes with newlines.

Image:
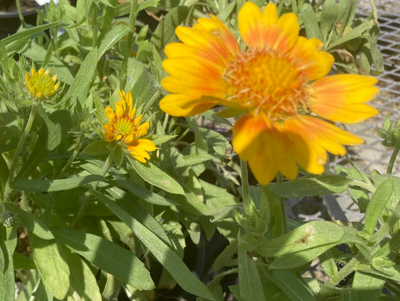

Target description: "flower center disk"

left=223, top=48, right=309, bottom=120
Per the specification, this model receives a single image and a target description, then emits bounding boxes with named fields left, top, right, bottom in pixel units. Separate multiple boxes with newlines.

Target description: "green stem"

left=162, top=113, right=169, bottom=132
left=370, top=213, right=399, bottom=246
left=3, top=104, right=37, bottom=202
left=327, top=253, right=362, bottom=287
left=15, top=0, right=26, bottom=28
left=70, top=147, right=115, bottom=229
left=276, top=172, right=287, bottom=234
left=387, top=141, right=400, bottom=175
left=240, top=159, right=250, bottom=215
left=62, top=133, right=86, bottom=174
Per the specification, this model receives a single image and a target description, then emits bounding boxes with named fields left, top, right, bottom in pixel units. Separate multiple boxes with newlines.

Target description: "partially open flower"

left=25, top=67, right=60, bottom=99
left=159, top=2, right=379, bottom=185
left=103, top=91, right=156, bottom=163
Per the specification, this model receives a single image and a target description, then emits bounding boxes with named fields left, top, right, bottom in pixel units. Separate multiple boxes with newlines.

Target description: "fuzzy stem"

left=62, top=133, right=86, bottom=174
left=327, top=253, right=362, bottom=287
left=3, top=104, right=37, bottom=202
left=277, top=172, right=287, bottom=234
left=387, top=141, right=400, bottom=175
left=240, top=159, right=250, bottom=215
left=15, top=0, right=26, bottom=28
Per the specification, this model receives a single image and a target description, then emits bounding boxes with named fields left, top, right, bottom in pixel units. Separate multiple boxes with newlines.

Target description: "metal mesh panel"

left=333, top=1, right=400, bottom=222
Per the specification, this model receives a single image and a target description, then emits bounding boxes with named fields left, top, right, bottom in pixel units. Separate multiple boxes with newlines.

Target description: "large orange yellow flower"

left=103, top=91, right=156, bottom=163
left=159, top=2, right=379, bottom=185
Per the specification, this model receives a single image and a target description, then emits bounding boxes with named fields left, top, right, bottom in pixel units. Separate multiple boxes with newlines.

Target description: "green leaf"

left=51, top=227, right=155, bottom=290
left=213, top=240, right=238, bottom=273
left=269, top=270, right=316, bottom=301
left=269, top=243, right=339, bottom=269
left=151, top=135, right=177, bottom=146
left=81, top=140, right=109, bottom=156
left=238, top=248, right=265, bottom=301
left=98, top=24, right=131, bottom=59
left=113, top=146, right=124, bottom=169
left=3, top=21, right=58, bottom=46
left=270, top=176, right=352, bottom=198
left=32, top=237, right=70, bottom=300
left=4, top=203, right=54, bottom=240
left=151, top=6, right=190, bottom=55
left=201, top=110, right=232, bottom=127
left=21, top=43, right=74, bottom=85
left=0, top=126, right=19, bottom=154
left=138, top=0, right=160, bottom=11
left=257, top=221, right=344, bottom=257
left=93, top=191, right=215, bottom=300
left=110, top=172, right=177, bottom=206
left=300, top=4, right=323, bottom=41
left=0, top=224, right=14, bottom=301
left=128, top=156, right=185, bottom=195
left=327, top=20, right=374, bottom=50
left=63, top=48, right=98, bottom=102
left=217, top=1, right=236, bottom=22
left=62, top=246, right=102, bottom=301
left=13, top=175, right=107, bottom=192
left=352, top=272, right=385, bottom=301
left=106, top=186, right=173, bottom=247
left=321, top=0, right=338, bottom=42
left=17, top=109, right=73, bottom=179
left=364, top=178, right=394, bottom=235
left=13, top=253, right=36, bottom=270
left=320, top=250, right=338, bottom=278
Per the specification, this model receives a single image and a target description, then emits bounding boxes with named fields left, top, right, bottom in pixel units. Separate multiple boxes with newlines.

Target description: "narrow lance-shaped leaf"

left=257, top=221, right=344, bottom=257
left=4, top=203, right=54, bottom=240
left=128, top=156, right=185, bottom=195
left=238, top=247, right=265, bottom=301
left=51, top=227, right=155, bottom=291
left=364, top=178, right=394, bottom=235
left=13, top=175, right=107, bottom=192
left=32, top=236, right=70, bottom=300
left=93, top=191, right=215, bottom=300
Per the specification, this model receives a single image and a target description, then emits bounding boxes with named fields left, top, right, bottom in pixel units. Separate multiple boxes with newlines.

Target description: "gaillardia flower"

left=159, top=2, right=379, bottom=184
left=25, top=67, right=60, bottom=99
left=103, top=91, right=156, bottom=163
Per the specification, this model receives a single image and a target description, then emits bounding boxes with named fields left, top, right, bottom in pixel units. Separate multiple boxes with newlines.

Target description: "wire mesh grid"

left=333, top=1, right=400, bottom=222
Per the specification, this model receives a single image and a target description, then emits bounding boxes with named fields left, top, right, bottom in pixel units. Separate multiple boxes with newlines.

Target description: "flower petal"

left=232, top=113, right=298, bottom=184
left=289, top=37, right=334, bottom=81
left=162, top=57, right=227, bottom=97
left=105, top=107, right=115, bottom=120
left=174, top=26, right=236, bottom=68
left=128, top=139, right=156, bottom=163
left=159, top=94, right=218, bottom=117
left=310, top=75, right=379, bottom=123
left=194, top=15, right=240, bottom=58
left=238, top=2, right=299, bottom=52
left=262, top=3, right=279, bottom=26
left=115, top=101, right=123, bottom=118
left=238, top=2, right=264, bottom=48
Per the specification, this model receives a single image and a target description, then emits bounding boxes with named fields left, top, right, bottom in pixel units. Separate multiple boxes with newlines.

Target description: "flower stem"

left=15, top=0, right=26, bottom=28
left=276, top=172, right=287, bottom=234
left=3, top=104, right=37, bottom=202
left=70, top=147, right=115, bottom=229
left=240, top=159, right=250, bottom=215
left=62, top=133, right=86, bottom=174
left=387, top=141, right=400, bottom=175
left=326, top=253, right=362, bottom=287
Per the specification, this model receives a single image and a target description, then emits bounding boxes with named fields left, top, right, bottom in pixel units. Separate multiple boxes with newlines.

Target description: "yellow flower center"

left=223, top=48, right=309, bottom=121
left=25, top=68, right=59, bottom=99
left=115, top=116, right=137, bottom=136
